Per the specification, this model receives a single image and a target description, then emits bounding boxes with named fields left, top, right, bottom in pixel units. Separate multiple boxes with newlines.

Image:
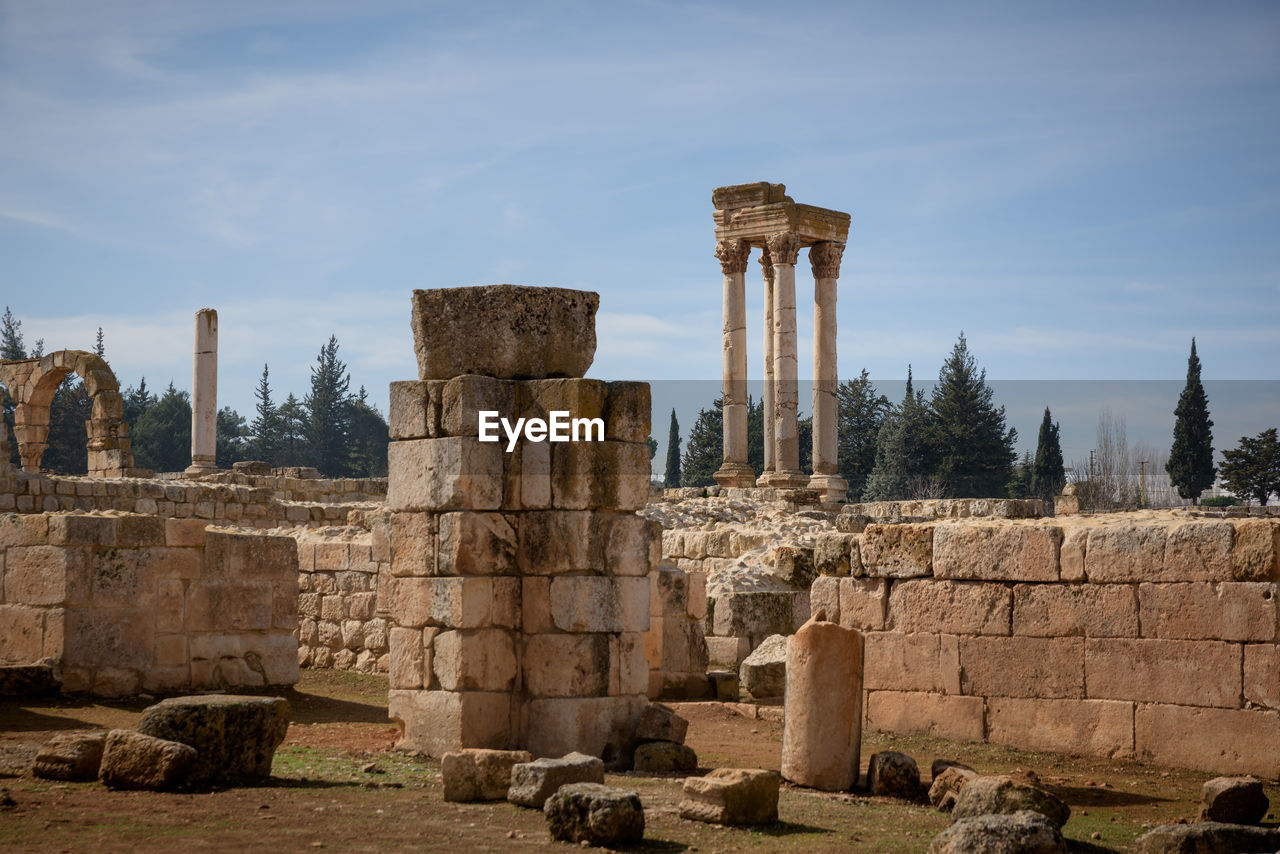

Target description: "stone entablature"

left=0, top=512, right=298, bottom=696
left=711, top=182, right=851, bottom=500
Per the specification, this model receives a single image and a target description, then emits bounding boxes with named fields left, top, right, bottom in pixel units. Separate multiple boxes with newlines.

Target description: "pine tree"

left=249, top=364, right=283, bottom=465
left=123, top=378, right=157, bottom=428
left=1219, top=429, right=1280, bottom=506
left=664, top=409, right=682, bottom=487
left=216, top=407, right=249, bottom=468
left=1030, top=407, right=1066, bottom=504
left=94, top=327, right=105, bottom=357
left=42, top=373, right=92, bottom=475
left=304, top=336, right=353, bottom=476
left=130, top=382, right=191, bottom=472
left=864, top=367, right=935, bottom=499
left=681, top=397, right=723, bottom=488
left=927, top=334, right=1017, bottom=497
left=347, top=386, right=389, bottom=477
left=1007, top=451, right=1034, bottom=498
left=836, top=369, right=890, bottom=500
left=277, top=393, right=310, bottom=467
left=0, top=307, right=25, bottom=359
left=746, top=395, right=765, bottom=477
left=1166, top=338, right=1215, bottom=503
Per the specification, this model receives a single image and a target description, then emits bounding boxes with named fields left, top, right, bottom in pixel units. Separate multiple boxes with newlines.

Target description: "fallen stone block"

left=952, top=775, right=1070, bottom=829
left=441, top=748, right=533, bottom=802
left=135, top=694, right=290, bottom=784
left=633, top=741, right=697, bottom=773
left=929, top=765, right=978, bottom=811
left=0, top=663, right=60, bottom=697
left=31, top=732, right=106, bottom=782
left=508, top=752, right=604, bottom=808
left=634, top=702, right=688, bottom=745
left=1199, top=776, right=1269, bottom=824
left=99, top=729, right=197, bottom=791
left=739, top=634, right=787, bottom=699
left=867, top=750, right=921, bottom=799
left=929, top=810, right=1066, bottom=854
left=544, top=782, right=644, bottom=846
left=931, top=758, right=977, bottom=779
left=679, top=768, right=779, bottom=825
left=1135, top=821, right=1280, bottom=854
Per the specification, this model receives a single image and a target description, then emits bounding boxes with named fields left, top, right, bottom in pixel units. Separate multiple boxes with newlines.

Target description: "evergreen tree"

left=746, top=395, right=764, bottom=477
left=216, top=407, right=250, bottom=469
left=0, top=307, right=25, bottom=359
left=1030, top=407, right=1066, bottom=504
left=927, top=334, right=1017, bottom=497
left=347, top=386, right=389, bottom=477
left=681, top=397, right=723, bottom=488
left=1219, top=428, right=1280, bottom=506
left=303, top=335, right=353, bottom=476
left=864, top=367, right=935, bottom=499
left=130, top=382, right=191, bottom=472
left=1166, top=338, right=1215, bottom=502
left=94, top=327, right=105, bottom=357
left=663, top=408, right=682, bottom=487
left=645, top=436, right=658, bottom=462
left=1007, top=451, right=1034, bottom=498
left=836, top=369, right=890, bottom=500
left=42, top=374, right=91, bottom=474
left=798, top=412, right=813, bottom=475
left=276, top=393, right=310, bottom=467
left=123, top=378, right=157, bottom=428
left=249, top=364, right=283, bottom=465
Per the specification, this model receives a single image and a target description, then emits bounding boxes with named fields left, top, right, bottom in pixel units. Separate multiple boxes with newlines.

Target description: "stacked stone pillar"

left=385, top=285, right=656, bottom=762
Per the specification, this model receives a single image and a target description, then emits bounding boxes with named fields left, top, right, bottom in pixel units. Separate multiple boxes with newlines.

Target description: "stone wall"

left=295, top=524, right=391, bottom=673
left=643, top=563, right=709, bottom=698
left=809, top=516, right=1280, bottom=777
left=0, top=511, right=298, bottom=696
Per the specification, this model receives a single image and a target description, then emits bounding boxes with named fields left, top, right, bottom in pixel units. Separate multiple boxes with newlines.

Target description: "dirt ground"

left=1, top=670, right=1274, bottom=853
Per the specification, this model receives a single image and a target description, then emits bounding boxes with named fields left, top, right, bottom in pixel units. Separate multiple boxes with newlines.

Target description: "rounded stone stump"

left=780, top=617, right=864, bottom=791
left=411, top=285, right=598, bottom=381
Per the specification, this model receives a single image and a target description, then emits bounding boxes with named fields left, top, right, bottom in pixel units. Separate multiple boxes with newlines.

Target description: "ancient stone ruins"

left=2, top=184, right=1280, bottom=848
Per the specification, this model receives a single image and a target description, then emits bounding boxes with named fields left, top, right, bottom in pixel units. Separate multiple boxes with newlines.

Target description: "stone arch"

left=0, top=350, right=134, bottom=476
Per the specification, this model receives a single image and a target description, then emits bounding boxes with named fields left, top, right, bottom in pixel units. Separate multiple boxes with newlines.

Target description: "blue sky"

left=2, top=1, right=1277, bottom=461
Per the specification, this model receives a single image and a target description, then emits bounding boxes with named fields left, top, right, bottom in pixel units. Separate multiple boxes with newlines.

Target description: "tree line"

left=663, top=334, right=1278, bottom=506
left=2, top=307, right=388, bottom=478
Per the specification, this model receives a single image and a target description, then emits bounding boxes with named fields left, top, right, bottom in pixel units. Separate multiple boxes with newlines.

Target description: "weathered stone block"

left=440, top=374, right=517, bottom=437
left=888, top=580, right=1011, bottom=636
left=987, top=697, right=1135, bottom=758
left=550, top=441, right=650, bottom=512
left=782, top=620, right=864, bottom=792
left=550, top=576, right=648, bottom=633
left=604, top=381, right=650, bottom=444
left=411, top=285, right=598, bottom=381
left=952, top=775, right=1071, bottom=828
left=864, top=691, right=985, bottom=742
left=603, top=513, right=657, bottom=577
left=679, top=768, right=779, bottom=825
left=524, top=633, right=610, bottom=697
left=520, top=695, right=645, bottom=762
left=62, top=609, right=151, bottom=669
left=203, top=530, right=297, bottom=580
left=1232, top=519, right=1280, bottom=581
left=5, top=545, right=88, bottom=606
left=186, top=581, right=272, bottom=631
left=1135, top=704, right=1280, bottom=777
left=1199, top=776, right=1269, bottom=824
left=389, top=511, right=435, bottom=577
left=0, top=512, right=48, bottom=548
left=507, top=751, right=604, bottom=807
left=1139, top=582, right=1276, bottom=641
left=633, top=741, right=697, bottom=772
left=867, top=750, right=920, bottom=798
left=705, top=635, right=751, bottom=669
left=99, top=729, right=196, bottom=791
left=437, top=512, right=516, bottom=576
left=1135, top=822, right=1280, bottom=854
left=1012, top=582, right=1139, bottom=637
left=863, top=632, right=960, bottom=694
left=442, top=748, right=533, bottom=802
left=711, top=590, right=799, bottom=639
left=1163, top=521, right=1234, bottom=582
left=862, top=523, right=933, bottom=578
left=1084, top=525, right=1166, bottom=582
left=388, top=626, right=425, bottom=690
left=388, top=576, right=519, bottom=629
left=517, top=511, right=601, bottom=575
left=544, top=782, right=645, bottom=846
left=610, top=631, right=651, bottom=696
left=933, top=524, right=1062, bottom=582
left=389, top=689, right=513, bottom=757
left=1059, top=528, right=1087, bottom=581
left=32, top=732, right=106, bottom=781
left=814, top=532, right=861, bottom=578
left=136, top=695, right=290, bottom=784
left=433, top=629, right=518, bottom=692
left=388, top=379, right=437, bottom=440
left=959, top=636, right=1084, bottom=699
left=838, top=577, right=890, bottom=631
left=1085, top=638, right=1242, bottom=708
left=46, top=514, right=116, bottom=546
left=1244, top=644, right=1280, bottom=709
left=386, top=437, right=503, bottom=512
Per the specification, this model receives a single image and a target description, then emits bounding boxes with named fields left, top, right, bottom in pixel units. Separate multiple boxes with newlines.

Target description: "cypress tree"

left=681, top=398, right=723, bottom=488
left=1030, top=407, right=1065, bottom=503
left=1166, top=338, right=1215, bottom=502
left=664, top=408, right=682, bottom=487
left=928, top=334, right=1017, bottom=497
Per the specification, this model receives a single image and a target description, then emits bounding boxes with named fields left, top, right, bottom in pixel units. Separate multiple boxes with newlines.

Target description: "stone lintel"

left=714, top=203, right=850, bottom=248
left=712, top=182, right=793, bottom=211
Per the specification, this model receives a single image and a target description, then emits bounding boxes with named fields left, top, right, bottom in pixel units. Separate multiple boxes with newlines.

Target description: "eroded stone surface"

left=544, top=782, right=645, bottom=846
left=508, top=752, right=604, bottom=808
left=99, top=729, right=196, bottom=791
left=135, top=694, right=289, bottom=784
left=679, top=768, right=779, bottom=825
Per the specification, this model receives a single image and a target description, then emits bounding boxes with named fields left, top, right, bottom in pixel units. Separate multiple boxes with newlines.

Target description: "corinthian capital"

left=765, top=232, right=801, bottom=266
left=809, top=242, right=845, bottom=280
left=715, top=239, right=750, bottom=275
left=758, top=248, right=774, bottom=285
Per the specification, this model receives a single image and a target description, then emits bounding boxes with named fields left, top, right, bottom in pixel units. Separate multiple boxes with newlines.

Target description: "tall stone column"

left=808, top=242, right=848, bottom=501
left=185, top=308, right=218, bottom=476
left=713, top=239, right=755, bottom=488
left=758, top=249, right=776, bottom=484
left=761, top=232, right=807, bottom=487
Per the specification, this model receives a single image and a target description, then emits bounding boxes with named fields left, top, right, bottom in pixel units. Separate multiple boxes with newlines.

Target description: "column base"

left=807, top=472, right=848, bottom=503
left=184, top=457, right=218, bottom=476
left=759, top=469, right=809, bottom=488
left=713, top=461, right=756, bottom=489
